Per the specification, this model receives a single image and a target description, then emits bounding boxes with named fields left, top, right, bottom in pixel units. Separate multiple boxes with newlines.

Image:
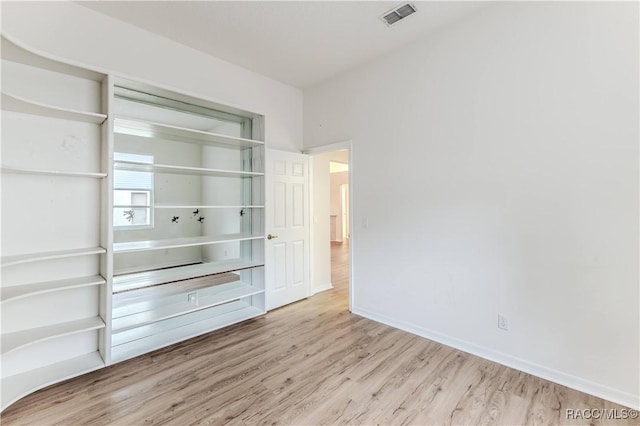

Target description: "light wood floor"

left=2, top=242, right=635, bottom=425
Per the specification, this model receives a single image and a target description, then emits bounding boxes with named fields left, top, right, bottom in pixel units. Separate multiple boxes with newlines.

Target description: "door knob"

left=267, top=234, right=279, bottom=240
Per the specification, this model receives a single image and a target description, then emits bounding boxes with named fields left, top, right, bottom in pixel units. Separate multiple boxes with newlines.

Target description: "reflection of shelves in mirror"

left=1, top=275, right=106, bottom=303
left=1, top=167, right=107, bottom=179
left=113, top=284, right=264, bottom=333
left=2, top=92, right=107, bottom=124
left=1, top=247, right=107, bottom=268
left=114, top=161, right=262, bottom=177
left=111, top=303, right=263, bottom=363
left=1, top=316, right=105, bottom=355
left=114, top=117, right=264, bottom=149
left=109, top=77, right=266, bottom=369
left=114, top=271, right=240, bottom=304
left=113, top=260, right=264, bottom=293
left=1, top=352, right=105, bottom=411
left=154, top=204, right=264, bottom=209
left=113, top=234, right=263, bottom=254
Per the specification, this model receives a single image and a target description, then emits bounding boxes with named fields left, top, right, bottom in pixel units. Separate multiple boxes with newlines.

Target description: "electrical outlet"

left=498, top=314, right=510, bottom=331
left=188, top=293, right=198, bottom=305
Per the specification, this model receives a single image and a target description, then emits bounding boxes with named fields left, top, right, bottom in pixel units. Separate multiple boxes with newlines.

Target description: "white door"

left=265, top=149, right=311, bottom=310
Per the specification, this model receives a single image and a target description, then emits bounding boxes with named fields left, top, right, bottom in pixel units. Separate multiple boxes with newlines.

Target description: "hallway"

left=331, top=241, right=349, bottom=293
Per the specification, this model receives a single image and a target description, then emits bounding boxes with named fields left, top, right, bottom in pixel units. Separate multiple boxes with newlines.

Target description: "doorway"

left=329, top=160, right=349, bottom=243
left=307, top=144, right=352, bottom=311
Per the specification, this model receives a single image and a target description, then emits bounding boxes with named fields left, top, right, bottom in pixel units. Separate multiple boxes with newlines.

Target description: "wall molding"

left=353, top=306, right=640, bottom=410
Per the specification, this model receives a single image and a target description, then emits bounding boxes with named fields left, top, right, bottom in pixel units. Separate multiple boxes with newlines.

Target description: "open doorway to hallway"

left=309, top=147, right=351, bottom=309
left=330, top=231, right=350, bottom=296
left=329, top=159, right=349, bottom=243
left=329, top=158, right=350, bottom=295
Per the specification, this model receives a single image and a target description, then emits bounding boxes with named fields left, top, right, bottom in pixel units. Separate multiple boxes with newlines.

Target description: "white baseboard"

left=313, top=282, right=333, bottom=294
left=353, top=306, right=639, bottom=410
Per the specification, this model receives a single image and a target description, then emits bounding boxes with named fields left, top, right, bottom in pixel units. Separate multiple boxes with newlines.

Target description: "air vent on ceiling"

left=381, top=3, right=417, bottom=27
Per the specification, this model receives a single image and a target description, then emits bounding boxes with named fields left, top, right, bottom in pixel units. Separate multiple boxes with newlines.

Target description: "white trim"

left=353, top=306, right=640, bottom=410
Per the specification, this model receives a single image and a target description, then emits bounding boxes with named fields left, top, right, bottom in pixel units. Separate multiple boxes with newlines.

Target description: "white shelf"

left=1, top=351, right=105, bottom=411
left=1, top=166, right=107, bottom=179
left=1, top=275, right=106, bottom=303
left=108, top=78, right=265, bottom=369
left=1, top=247, right=107, bottom=268
left=0, top=35, right=108, bottom=412
left=113, top=260, right=264, bottom=293
left=114, top=161, right=263, bottom=178
left=2, top=36, right=106, bottom=82
left=111, top=304, right=264, bottom=362
left=113, top=272, right=240, bottom=307
left=113, top=234, right=263, bottom=254
left=153, top=204, right=264, bottom=209
left=1, top=316, right=105, bottom=355
left=112, top=285, right=264, bottom=333
left=114, top=117, right=264, bottom=149
left=2, top=92, right=107, bottom=124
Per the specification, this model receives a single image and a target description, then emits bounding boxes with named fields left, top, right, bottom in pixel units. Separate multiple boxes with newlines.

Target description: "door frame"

left=304, top=140, right=354, bottom=313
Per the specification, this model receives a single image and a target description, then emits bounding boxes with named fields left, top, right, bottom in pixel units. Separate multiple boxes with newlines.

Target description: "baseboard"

left=313, top=282, right=333, bottom=294
left=353, top=306, right=639, bottom=410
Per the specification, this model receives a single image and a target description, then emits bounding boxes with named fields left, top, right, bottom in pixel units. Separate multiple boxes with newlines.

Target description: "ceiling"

left=79, top=1, right=488, bottom=89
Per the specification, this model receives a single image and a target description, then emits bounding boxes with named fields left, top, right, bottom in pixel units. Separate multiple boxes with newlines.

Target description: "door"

left=265, top=149, right=311, bottom=310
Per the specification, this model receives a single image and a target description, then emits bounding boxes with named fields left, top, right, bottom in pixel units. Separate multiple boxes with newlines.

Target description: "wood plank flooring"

left=2, top=242, right=636, bottom=425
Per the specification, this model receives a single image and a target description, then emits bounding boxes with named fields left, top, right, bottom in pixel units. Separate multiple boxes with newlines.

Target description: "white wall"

left=330, top=171, right=349, bottom=242
left=311, top=152, right=333, bottom=292
left=1, top=1, right=303, bottom=152
left=304, top=2, right=639, bottom=408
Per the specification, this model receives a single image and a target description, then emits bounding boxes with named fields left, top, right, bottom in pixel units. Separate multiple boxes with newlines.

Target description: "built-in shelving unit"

left=113, top=284, right=263, bottom=332
left=113, top=234, right=263, bottom=254
left=2, top=317, right=106, bottom=355
left=2, top=92, right=107, bottom=124
left=1, top=247, right=106, bottom=268
left=0, top=352, right=105, bottom=412
left=114, top=117, right=263, bottom=148
left=1, top=275, right=106, bottom=303
left=114, top=160, right=263, bottom=178
left=112, top=259, right=263, bottom=293
left=0, top=36, right=109, bottom=411
left=154, top=204, right=264, bottom=209
left=110, top=81, right=266, bottom=363
left=1, top=166, right=108, bottom=179
left=1, top=35, right=267, bottom=411
left=110, top=303, right=264, bottom=362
